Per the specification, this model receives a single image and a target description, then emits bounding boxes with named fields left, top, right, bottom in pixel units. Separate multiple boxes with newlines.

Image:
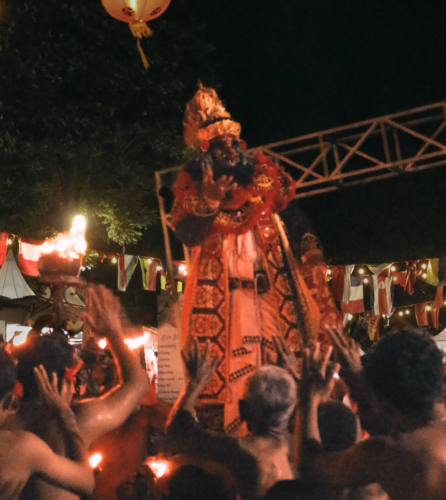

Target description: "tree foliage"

left=0, top=0, right=216, bottom=246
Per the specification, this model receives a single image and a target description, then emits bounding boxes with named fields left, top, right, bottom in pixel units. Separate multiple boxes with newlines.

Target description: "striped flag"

left=370, top=268, right=393, bottom=316
left=118, top=254, right=139, bottom=291
left=140, top=258, right=157, bottom=291
left=341, top=276, right=365, bottom=313
left=18, top=237, right=44, bottom=276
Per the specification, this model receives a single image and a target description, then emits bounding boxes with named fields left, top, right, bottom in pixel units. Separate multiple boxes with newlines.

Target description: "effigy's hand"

left=272, top=335, right=300, bottom=382
left=82, top=285, right=123, bottom=340
left=34, top=365, right=72, bottom=414
left=202, top=172, right=237, bottom=204
left=328, top=327, right=362, bottom=374
left=182, top=338, right=221, bottom=389
left=300, top=343, right=339, bottom=406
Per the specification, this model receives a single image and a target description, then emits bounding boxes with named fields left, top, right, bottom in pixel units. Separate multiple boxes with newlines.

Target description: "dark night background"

left=1, top=0, right=446, bottom=331
left=133, top=0, right=446, bottom=266
left=194, top=0, right=446, bottom=265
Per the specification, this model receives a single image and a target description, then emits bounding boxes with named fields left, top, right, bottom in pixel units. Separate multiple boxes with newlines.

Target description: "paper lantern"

left=102, top=0, right=171, bottom=68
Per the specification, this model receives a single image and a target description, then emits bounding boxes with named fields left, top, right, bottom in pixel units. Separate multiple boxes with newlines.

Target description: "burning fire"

left=124, top=332, right=150, bottom=350
left=41, top=215, right=87, bottom=259
left=98, top=338, right=108, bottom=349
left=89, top=453, right=103, bottom=469
left=146, top=459, right=169, bottom=479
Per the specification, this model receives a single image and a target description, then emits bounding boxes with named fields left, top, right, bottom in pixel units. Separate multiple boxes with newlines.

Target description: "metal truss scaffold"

left=255, top=101, right=446, bottom=198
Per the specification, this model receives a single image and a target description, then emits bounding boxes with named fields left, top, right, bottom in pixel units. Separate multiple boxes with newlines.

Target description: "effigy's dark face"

left=209, top=134, right=240, bottom=168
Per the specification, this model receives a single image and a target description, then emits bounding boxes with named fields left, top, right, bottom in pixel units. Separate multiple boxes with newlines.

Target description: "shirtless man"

left=7, top=284, right=149, bottom=500
left=166, top=339, right=297, bottom=499
left=299, top=330, right=446, bottom=500
left=0, top=351, right=94, bottom=499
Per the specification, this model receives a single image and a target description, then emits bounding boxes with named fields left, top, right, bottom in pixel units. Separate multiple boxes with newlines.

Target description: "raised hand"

left=272, top=334, right=300, bottom=382
left=300, top=343, right=339, bottom=406
left=202, top=172, right=237, bottom=204
left=34, top=365, right=72, bottom=414
left=182, top=338, right=221, bottom=389
left=328, top=327, right=362, bottom=374
left=82, top=285, right=123, bottom=340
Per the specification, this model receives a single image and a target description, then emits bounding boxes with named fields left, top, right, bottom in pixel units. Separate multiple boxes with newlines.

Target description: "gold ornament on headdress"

left=183, top=85, right=241, bottom=148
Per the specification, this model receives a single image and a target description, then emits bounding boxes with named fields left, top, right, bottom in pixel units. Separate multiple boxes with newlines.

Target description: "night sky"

left=4, top=0, right=445, bottom=284
left=186, top=0, right=446, bottom=264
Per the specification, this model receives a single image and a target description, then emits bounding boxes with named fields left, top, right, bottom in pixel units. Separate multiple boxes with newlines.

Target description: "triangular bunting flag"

left=118, top=254, right=139, bottom=291
left=367, top=312, right=380, bottom=341
left=414, top=302, right=428, bottom=326
left=426, top=258, right=446, bottom=287
left=140, top=258, right=157, bottom=291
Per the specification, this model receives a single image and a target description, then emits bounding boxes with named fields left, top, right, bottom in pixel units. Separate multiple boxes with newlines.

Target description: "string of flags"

left=0, top=233, right=187, bottom=294
left=327, top=259, right=446, bottom=341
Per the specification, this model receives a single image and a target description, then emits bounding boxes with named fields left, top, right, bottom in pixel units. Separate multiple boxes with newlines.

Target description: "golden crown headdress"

left=183, top=85, right=241, bottom=148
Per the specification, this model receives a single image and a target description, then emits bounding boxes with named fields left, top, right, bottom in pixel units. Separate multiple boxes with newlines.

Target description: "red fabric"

left=148, top=262, right=158, bottom=291
left=434, top=286, right=444, bottom=308
left=431, top=305, right=440, bottom=329
left=415, top=302, right=428, bottom=326
left=370, top=268, right=393, bottom=316
left=118, top=254, right=126, bottom=290
left=404, top=261, right=418, bottom=295
left=65, top=359, right=83, bottom=393
left=340, top=276, right=364, bottom=314
left=18, top=237, right=44, bottom=276
left=331, top=266, right=344, bottom=302
left=341, top=300, right=364, bottom=314
left=392, top=271, right=407, bottom=287
left=13, top=380, right=23, bottom=398
left=0, top=233, right=7, bottom=266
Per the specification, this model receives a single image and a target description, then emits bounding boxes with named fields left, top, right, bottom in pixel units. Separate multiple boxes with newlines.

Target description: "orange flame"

left=146, top=459, right=169, bottom=478
left=89, top=453, right=103, bottom=469
left=41, top=215, right=87, bottom=259
left=124, top=332, right=150, bottom=350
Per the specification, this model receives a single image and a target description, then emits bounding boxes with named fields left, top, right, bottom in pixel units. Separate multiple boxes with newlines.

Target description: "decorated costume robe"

left=170, top=152, right=339, bottom=433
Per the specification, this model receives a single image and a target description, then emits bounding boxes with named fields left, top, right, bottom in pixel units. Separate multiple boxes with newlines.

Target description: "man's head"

left=0, top=349, right=16, bottom=408
left=240, top=366, right=297, bottom=435
left=166, top=464, right=236, bottom=500
left=361, top=329, right=444, bottom=425
left=317, top=401, right=358, bottom=452
left=15, top=334, right=73, bottom=401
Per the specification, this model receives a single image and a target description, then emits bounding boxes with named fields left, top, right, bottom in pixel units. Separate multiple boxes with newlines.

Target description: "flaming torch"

left=37, top=216, right=87, bottom=332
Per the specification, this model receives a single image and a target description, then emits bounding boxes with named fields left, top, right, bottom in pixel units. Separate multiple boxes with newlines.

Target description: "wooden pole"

left=155, top=171, right=181, bottom=333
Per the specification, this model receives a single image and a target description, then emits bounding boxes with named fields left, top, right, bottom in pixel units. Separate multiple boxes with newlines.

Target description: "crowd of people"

left=0, top=283, right=446, bottom=500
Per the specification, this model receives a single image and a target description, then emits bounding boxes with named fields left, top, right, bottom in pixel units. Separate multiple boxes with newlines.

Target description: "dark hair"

left=264, top=479, right=329, bottom=500
left=0, top=349, right=16, bottom=402
left=15, top=334, right=73, bottom=401
left=362, top=329, right=444, bottom=421
left=317, top=401, right=357, bottom=452
left=166, top=465, right=235, bottom=500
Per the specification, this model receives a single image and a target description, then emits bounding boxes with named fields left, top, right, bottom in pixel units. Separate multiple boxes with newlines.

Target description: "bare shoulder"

left=0, top=430, right=43, bottom=468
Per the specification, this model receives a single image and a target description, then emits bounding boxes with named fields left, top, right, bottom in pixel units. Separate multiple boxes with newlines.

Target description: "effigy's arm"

left=169, top=171, right=221, bottom=246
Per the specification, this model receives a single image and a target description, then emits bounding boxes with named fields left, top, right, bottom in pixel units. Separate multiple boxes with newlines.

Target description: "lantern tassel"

left=129, top=21, right=153, bottom=39
left=136, top=39, right=150, bottom=70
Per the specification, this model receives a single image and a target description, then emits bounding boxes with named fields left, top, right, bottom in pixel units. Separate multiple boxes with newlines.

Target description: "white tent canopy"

left=0, top=249, right=35, bottom=299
